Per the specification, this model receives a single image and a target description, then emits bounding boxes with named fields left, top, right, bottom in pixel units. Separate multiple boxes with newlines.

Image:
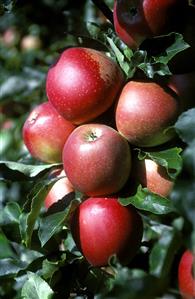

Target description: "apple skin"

left=115, top=80, right=180, bottom=147
left=167, top=72, right=195, bottom=111
left=46, top=47, right=124, bottom=124
left=113, top=0, right=188, bottom=49
left=178, top=250, right=195, bottom=299
left=22, top=102, right=76, bottom=163
left=70, top=197, right=143, bottom=266
left=45, top=170, right=74, bottom=209
left=63, top=124, right=131, bottom=196
left=132, top=158, right=174, bottom=197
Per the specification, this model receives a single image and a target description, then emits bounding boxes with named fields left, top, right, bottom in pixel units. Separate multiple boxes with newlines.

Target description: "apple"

left=70, top=197, right=143, bottom=266
left=23, top=102, right=75, bottom=163
left=21, top=35, right=42, bottom=51
left=2, top=27, right=20, bottom=47
left=131, top=158, right=174, bottom=197
left=113, top=0, right=188, bottom=49
left=45, top=170, right=74, bottom=209
left=115, top=80, right=180, bottom=147
left=178, top=250, right=195, bottom=299
left=63, top=124, right=131, bottom=196
left=168, top=72, right=195, bottom=111
left=46, top=47, right=124, bottom=124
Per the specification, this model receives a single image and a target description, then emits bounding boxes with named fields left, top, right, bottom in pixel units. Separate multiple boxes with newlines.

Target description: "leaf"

left=106, top=36, right=134, bottom=77
left=0, top=68, right=46, bottom=101
left=98, top=264, right=165, bottom=299
left=19, top=182, right=52, bottom=247
left=0, top=258, right=26, bottom=277
left=0, top=202, right=21, bottom=225
left=153, top=32, right=190, bottom=65
left=119, top=185, right=176, bottom=215
left=175, top=108, right=195, bottom=145
left=137, top=147, right=183, bottom=180
left=0, top=233, right=16, bottom=259
left=0, top=161, right=61, bottom=181
left=38, top=199, right=79, bottom=247
left=149, top=226, right=181, bottom=278
left=21, top=272, right=54, bottom=299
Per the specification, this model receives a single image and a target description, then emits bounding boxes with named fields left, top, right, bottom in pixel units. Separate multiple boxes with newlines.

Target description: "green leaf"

left=21, top=272, right=54, bottom=299
left=0, top=233, right=16, bottom=259
left=153, top=32, right=190, bottom=65
left=98, top=264, right=165, bottom=299
left=137, top=147, right=183, bottom=180
left=106, top=36, right=134, bottom=77
left=149, top=226, right=181, bottom=278
left=19, top=182, right=52, bottom=247
left=0, top=202, right=21, bottom=225
left=0, top=161, right=61, bottom=181
left=119, top=185, right=176, bottom=215
left=0, top=258, right=26, bottom=277
left=38, top=199, right=79, bottom=247
left=175, top=108, right=195, bottom=145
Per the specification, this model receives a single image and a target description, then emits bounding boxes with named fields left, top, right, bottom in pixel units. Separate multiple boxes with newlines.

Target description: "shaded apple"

left=63, top=124, right=131, bottom=196
left=178, top=250, right=195, bottom=299
left=45, top=170, right=74, bottom=209
left=113, top=0, right=188, bottom=49
left=23, top=102, right=76, bottom=163
left=70, top=197, right=143, bottom=266
left=115, top=80, right=181, bottom=147
left=46, top=47, right=124, bottom=124
left=168, top=72, right=195, bottom=111
left=132, top=158, right=174, bottom=197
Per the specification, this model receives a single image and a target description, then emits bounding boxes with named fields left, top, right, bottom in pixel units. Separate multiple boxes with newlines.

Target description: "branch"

left=91, top=0, right=114, bottom=24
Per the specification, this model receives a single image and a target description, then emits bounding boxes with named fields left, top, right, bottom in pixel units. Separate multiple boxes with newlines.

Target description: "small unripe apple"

left=23, top=102, right=75, bottom=163
left=115, top=80, right=180, bottom=147
left=45, top=170, right=74, bottom=209
left=178, top=250, right=195, bottom=299
left=70, top=197, right=143, bottom=266
left=63, top=124, right=131, bottom=196
left=46, top=47, right=124, bottom=124
left=113, top=0, right=188, bottom=49
left=21, top=35, right=42, bottom=51
left=132, top=158, right=174, bottom=197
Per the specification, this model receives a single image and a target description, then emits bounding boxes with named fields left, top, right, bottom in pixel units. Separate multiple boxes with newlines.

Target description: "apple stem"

left=91, top=0, right=114, bottom=24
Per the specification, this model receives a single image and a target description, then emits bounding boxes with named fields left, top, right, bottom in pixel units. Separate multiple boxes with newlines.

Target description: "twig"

left=91, top=0, right=114, bottom=24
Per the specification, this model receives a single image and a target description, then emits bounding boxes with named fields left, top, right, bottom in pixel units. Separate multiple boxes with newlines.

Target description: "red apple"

left=70, top=197, right=143, bottom=266
left=115, top=80, right=180, bottom=147
left=113, top=0, right=188, bottom=49
left=132, top=158, right=174, bottom=197
left=178, top=250, right=195, bottom=299
left=63, top=124, right=131, bottom=196
left=23, top=102, right=75, bottom=163
left=45, top=170, right=74, bottom=209
left=168, top=72, right=195, bottom=111
left=46, top=47, right=124, bottom=124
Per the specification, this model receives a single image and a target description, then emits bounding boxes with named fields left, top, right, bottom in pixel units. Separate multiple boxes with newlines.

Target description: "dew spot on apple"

left=28, top=111, right=39, bottom=124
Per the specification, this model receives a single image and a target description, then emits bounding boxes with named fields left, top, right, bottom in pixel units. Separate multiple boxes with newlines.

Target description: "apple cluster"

left=22, top=3, right=195, bottom=289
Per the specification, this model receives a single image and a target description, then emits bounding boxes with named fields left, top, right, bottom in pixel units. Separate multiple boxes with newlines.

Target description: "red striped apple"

left=46, top=47, right=124, bottom=124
